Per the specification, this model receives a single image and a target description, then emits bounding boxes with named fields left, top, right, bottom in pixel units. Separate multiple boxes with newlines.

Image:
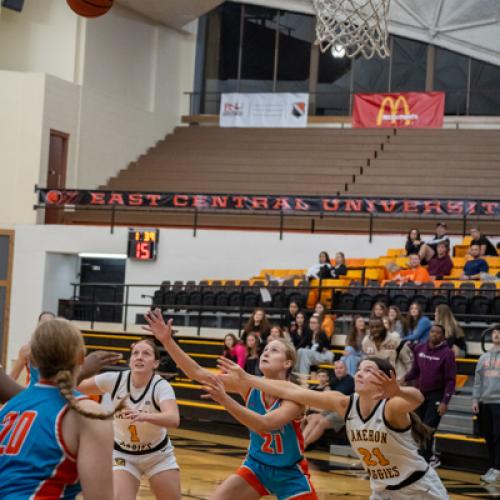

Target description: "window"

left=390, top=37, right=427, bottom=91
left=469, top=59, right=500, bottom=116
left=434, top=47, right=468, bottom=115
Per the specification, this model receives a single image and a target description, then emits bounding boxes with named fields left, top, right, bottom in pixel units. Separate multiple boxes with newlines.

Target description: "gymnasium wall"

left=5, top=224, right=463, bottom=367
left=0, top=0, right=197, bottom=224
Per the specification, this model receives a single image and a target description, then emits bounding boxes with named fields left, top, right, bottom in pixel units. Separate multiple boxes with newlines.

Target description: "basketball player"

left=9, top=311, right=56, bottom=385
left=218, top=355, right=449, bottom=499
left=143, top=308, right=317, bottom=500
left=79, top=339, right=181, bottom=500
left=0, top=318, right=117, bottom=499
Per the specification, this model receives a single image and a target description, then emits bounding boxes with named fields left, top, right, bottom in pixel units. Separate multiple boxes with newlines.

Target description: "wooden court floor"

left=136, top=428, right=500, bottom=499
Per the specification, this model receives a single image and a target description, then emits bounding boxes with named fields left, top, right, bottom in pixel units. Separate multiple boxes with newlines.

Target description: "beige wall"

left=0, top=0, right=197, bottom=224
left=0, top=72, right=45, bottom=225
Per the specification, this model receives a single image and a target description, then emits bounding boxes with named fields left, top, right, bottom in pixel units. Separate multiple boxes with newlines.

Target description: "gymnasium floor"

left=137, top=429, right=500, bottom=499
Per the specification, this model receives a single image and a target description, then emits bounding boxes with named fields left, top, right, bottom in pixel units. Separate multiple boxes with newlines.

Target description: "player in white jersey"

left=79, top=339, right=181, bottom=500
left=218, top=355, right=449, bottom=499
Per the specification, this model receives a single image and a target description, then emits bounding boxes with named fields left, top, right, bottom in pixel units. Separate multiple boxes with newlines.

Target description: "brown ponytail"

left=409, top=412, right=432, bottom=447
left=31, top=318, right=124, bottom=420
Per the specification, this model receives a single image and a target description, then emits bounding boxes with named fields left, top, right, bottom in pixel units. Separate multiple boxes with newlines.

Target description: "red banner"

left=352, top=92, right=445, bottom=128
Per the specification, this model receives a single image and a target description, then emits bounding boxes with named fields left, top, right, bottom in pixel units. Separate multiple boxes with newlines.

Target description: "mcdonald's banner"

left=352, top=92, right=445, bottom=128
left=36, top=188, right=500, bottom=217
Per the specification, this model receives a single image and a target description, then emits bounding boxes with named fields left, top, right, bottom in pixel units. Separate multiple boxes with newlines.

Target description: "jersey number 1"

left=0, top=411, right=37, bottom=456
left=128, top=424, right=140, bottom=443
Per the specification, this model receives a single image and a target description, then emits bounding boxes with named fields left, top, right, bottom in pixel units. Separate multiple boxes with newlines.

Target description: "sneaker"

left=482, top=469, right=500, bottom=484
left=429, top=455, right=441, bottom=469
left=480, top=468, right=494, bottom=482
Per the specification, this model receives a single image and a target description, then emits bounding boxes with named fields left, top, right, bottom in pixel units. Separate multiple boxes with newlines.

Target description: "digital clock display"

left=127, top=229, right=159, bottom=261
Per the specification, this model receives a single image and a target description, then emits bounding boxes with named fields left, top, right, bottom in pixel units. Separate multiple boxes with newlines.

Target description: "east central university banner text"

left=352, top=92, right=445, bottom=128
left=220, top=93, right=309, bottom=128
left=38, top=189, right=500, bottom=217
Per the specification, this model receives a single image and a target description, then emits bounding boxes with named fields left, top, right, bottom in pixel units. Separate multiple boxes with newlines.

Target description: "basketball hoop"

left=313, top=0, right=391, bottom=60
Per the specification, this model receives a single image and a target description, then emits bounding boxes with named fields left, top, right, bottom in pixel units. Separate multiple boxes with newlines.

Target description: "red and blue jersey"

left=0, top=383, right=82, bottom=500
left=246, top=388, right=304, bottom=467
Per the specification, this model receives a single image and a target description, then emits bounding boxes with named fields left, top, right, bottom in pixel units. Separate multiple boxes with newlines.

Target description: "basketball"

left=66, top=0, right=113, bottom=18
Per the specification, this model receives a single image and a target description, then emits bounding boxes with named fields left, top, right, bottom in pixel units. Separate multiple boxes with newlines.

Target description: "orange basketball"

left=66, top=0, right=113, bottom=18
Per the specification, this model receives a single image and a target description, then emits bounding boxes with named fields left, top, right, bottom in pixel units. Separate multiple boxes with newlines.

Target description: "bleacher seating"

left=63, top=126, right=500, bottom=236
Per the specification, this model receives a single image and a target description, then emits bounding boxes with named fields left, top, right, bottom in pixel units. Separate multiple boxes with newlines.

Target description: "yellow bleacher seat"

left=462, top=236, right=472, bottom=245
left=346, top=269, right=363, bottom=279
left=449, top=268, right=463, bottom=279
left=387, top=248, right=405, bottom=257
left=378, top=256, right=395, bottom=266
left=485, top=256, right=500, bottom=267
left=396, top=257, right=409, bottom=268
left=454, top=245, right=469, bottom=258
left=346, top=258, right=365, bottom=267
left=364, top=258, right=380, bottom=267
left=452, top=257, right=465, bottom=268
left=365, top=268, right=383, bottom=281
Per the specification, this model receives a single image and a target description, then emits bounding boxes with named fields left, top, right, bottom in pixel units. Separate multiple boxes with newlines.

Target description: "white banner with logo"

left=220, top=93, right=309, bottom=128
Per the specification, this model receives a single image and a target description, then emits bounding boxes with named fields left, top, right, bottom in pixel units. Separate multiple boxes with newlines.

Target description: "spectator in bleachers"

left=402, top=301, right=432, bottom=344
left=314, top=302, right=335, bottom=338
left=301, top=361, right=354, bottom=448
left=461, top=244, right=489, bottom=280
left=306, top=251, right=333, bottom=280
left=470, top=228, right=498, bottom=257
left=330, top=252, right=348, bottom=279
left=295, top=314, right=333, bottom=375
left=472, top=325, right=500, bottom=484
left=382, top=316, right=413, bottom=379
left=405, top=228, right=423, bottom=256
left=242, top=308, right=271, bottom=341
left=370, top=301, right=387, bottom=320
left=342, top=315, right=366, bottom=376
left=434, top=304, right=467, bottom=357
left=419, top=222, right=451, bottom=264
left=404, top=324, right=456, bottom=466
left=394, top=254, right=431, bottom=284
left=282, top=301, right=299, bottom=332
left=362, top=318, right=400, bottom=366
left=388, top=305, right=406, bottom=337
left=427, top=242, right=453, bottom=280
left=243, top=332, right=262, bottom=376
left=289, top=311, right=311, bottom=349
left=223, top=333, right=247, bottom=369
left=267, top=325, right=289, bottom=343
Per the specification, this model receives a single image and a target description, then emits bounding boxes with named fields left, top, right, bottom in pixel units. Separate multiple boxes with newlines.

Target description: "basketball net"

left=313, top=0, right=391, bottom=59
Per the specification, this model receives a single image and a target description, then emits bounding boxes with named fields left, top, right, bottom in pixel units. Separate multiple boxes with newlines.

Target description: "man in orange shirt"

left=394, top=254, right=431, bottom=284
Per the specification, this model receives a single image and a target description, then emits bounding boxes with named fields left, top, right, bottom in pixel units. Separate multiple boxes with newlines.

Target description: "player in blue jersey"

left=9, top=311, right=55, bottom=385
left=0, top=318, right=120, bottom=500
left=144, top=308, right=317, bottom=500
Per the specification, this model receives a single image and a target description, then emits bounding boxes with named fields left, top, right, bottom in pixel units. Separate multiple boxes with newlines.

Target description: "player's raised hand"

left=217, top=356, right=248, bottom=384
left=143, top=308, right=174, bottom=344
left=372, top=369, right=400, bottom=400
left=201, top=377, right=229, bottom=405
left=79, top=351, right=123, bottom=382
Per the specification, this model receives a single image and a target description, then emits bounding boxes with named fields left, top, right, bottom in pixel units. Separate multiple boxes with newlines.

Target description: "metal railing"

left=65, top=281, right=500, bottom=344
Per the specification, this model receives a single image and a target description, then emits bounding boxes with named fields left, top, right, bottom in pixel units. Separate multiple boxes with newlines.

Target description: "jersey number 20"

left=0, top=411, right=37, bottom=456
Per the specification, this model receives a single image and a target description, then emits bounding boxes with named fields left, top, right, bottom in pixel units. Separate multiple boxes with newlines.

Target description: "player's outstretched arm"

left=217, top=357, right=349, bottom=416
left=374, top=370, right=424, bottom=428
left=202, top=377, right=302, bottom=434
left=0, top=370, right=23, bottom=403
left=77, top=400, right=114, bottom=500
left=143, top=308, right=218, bottom=387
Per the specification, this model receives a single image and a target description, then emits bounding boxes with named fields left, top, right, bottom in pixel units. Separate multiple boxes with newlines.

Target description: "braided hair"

left=30, top=318, right=123, bottom=420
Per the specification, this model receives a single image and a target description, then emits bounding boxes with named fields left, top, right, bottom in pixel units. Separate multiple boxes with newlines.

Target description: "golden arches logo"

left=376, top=96, right=416, bottom=127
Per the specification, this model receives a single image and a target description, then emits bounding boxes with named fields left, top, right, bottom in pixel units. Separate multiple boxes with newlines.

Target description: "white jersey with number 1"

left=95, top=370, right=175, bottom=453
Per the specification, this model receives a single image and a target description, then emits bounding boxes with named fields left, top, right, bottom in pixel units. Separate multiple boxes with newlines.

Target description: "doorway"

left=45, top=130, right=69, bottom=224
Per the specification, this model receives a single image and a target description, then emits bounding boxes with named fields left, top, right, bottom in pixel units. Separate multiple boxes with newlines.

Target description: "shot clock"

left=127, top=228, right=159, bottom=261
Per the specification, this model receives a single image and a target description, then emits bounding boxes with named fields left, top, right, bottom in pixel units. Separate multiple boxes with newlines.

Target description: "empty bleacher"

left=63, top=125, right=500, bottom=234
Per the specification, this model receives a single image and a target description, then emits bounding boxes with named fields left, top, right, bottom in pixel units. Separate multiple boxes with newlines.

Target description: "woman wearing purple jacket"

left=404, top=324, right=456, bottom=467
